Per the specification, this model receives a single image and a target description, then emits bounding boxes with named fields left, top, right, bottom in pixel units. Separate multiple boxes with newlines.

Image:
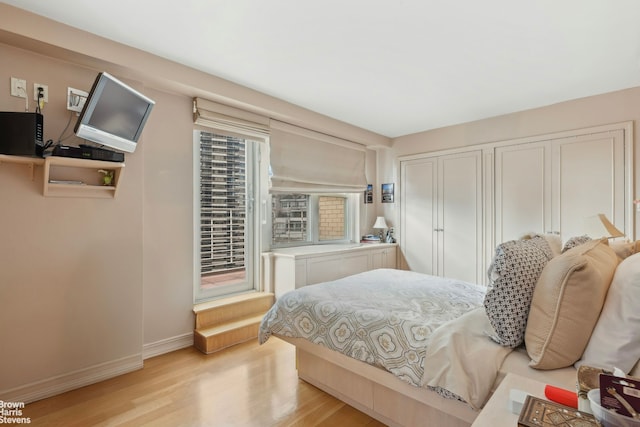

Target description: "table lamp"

left=373, top=216, right=388, bottom=241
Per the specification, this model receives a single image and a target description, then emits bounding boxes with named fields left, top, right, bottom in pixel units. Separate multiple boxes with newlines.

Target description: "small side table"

left=472, top=373, right=551, bottom=426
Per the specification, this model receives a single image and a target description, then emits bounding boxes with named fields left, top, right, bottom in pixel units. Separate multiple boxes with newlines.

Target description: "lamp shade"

left=373, top=216, right=388, bottom=229
left=583, top=214, right=624, bottom=239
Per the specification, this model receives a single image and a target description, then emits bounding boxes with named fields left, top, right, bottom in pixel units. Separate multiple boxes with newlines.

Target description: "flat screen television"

left=74, top=72, right=155, bottom=153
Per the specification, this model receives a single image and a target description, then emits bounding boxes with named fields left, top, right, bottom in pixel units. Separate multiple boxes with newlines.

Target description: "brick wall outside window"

left=319, top=196, right=345, bottom=240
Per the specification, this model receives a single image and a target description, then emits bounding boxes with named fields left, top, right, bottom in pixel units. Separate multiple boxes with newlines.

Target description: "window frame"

left=270, top=192, right=359, bottom=248
left=193, top=130, right=262, bottom=304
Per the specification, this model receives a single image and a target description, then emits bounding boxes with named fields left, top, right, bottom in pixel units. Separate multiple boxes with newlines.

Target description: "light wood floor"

left=24, top=338, right=386, bottom=426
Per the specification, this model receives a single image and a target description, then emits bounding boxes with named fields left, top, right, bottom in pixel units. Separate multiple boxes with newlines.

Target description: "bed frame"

left=276, top=335, right=478, bottom=427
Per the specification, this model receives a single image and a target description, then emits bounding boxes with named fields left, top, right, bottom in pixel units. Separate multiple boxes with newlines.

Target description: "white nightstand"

left=472, top=373, right=550, bottom=426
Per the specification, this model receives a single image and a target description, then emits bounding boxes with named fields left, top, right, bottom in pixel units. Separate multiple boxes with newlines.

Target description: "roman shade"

left=193, top=97, right=269, bottom=142
left=269, top=120, right=367, bottom=193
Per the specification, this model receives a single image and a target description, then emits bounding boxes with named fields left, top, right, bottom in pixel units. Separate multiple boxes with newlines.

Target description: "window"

left=272, top=194, right=309, bottom=244
left=195, top=130, right=258, bottom=302
left=271, top=193, right=352, bottom=246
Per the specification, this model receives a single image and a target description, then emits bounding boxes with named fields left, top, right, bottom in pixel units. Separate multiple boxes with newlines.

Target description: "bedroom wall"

left=0, top=4, right=389, bottom=401
left=141, top=89, right=195, bottom=352
left=0, top=43, right=146, bottom=395
left=391, top=87, right=640, bottom=241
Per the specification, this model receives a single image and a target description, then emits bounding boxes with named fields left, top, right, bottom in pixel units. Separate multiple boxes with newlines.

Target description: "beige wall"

left=0, top=4, right=389, bottom=401
left=361, top=148, right=381, bottom=234
left=141, top=89, right=195, bottom=348
left=392, top=88, right=640, bottom=240
left=0, top=43, right=145, bottom=393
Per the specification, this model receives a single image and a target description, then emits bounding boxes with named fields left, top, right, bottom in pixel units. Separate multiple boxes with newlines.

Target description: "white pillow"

left=575, top=252, right=640, bottom=374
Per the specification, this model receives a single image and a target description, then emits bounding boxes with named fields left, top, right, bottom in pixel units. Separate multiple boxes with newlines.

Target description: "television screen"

left=74, top=72, right=155, bottom=153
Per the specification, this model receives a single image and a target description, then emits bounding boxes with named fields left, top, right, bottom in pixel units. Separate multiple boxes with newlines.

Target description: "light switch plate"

left=10, top=77, right=27, bottom=98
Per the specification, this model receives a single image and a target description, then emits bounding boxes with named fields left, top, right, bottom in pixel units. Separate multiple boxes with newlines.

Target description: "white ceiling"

left=4, top=0, right=640, bottom=137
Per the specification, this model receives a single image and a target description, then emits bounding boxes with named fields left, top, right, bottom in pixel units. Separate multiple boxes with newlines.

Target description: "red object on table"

left=544, top=384, right=578, bottom=409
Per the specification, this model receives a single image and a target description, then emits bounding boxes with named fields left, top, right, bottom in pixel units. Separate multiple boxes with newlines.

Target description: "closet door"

left=438, top=151, right=483, bottom=283
left=400, top=151, right=482, bottom=283
left=400, top=157, right=437, bottom=274
left=552, top=130, right=626, bottom=239
left=495, top=141, right=552, bottom=244
left=495, top=128, right=627, bottom=244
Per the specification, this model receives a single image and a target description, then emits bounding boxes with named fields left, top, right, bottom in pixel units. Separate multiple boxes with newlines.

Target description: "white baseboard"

left=143, top=332, right=193, bottom=360
left=0, top=335, right=194, bottom=404
left=1, top=353, right=143, bottom=404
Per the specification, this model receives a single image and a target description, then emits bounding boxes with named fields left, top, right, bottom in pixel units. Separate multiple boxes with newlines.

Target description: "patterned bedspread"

left=259, top=268, right=486, bottom=387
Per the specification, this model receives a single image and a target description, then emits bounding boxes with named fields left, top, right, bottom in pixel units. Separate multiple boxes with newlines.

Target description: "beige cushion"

left=525, top=239, right=619, bottom=370
left=609, top=240, right=640, bottom=260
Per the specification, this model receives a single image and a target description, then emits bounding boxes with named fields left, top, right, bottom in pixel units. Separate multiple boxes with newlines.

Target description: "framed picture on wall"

left=381, top=183, right=394, bottom=203
left=364, top=184, right=373, bottom=204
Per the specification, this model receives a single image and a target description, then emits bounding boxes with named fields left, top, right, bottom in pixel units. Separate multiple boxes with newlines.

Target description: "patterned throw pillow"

left=520, top=233, right=562, bottom=257
left=484, top=236, right=555, bottom=348
left=562, top=235, right=591, bottom=252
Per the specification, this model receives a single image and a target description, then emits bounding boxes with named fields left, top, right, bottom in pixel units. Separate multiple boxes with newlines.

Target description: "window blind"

left=194, top=97, right=269, bottom=142
left=269, top=120, right=367, bottom=193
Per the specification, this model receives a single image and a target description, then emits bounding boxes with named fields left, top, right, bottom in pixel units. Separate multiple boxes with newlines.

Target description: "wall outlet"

left=67, top=87, right=88, bottom=112
left=33, top=83, right=49, bottom=103
left=10, top=77, right=27, bottom=98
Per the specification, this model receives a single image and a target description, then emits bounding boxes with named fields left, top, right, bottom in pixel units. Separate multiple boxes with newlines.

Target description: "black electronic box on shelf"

left=51, top=144, right=124, bottom=162
left=0, top=112, right=44, bottom=157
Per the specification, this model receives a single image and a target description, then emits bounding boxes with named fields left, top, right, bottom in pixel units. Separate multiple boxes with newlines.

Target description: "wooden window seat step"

left=193, top=292, right=274, bottom=354
left=194, top=314, right=266, bottom=354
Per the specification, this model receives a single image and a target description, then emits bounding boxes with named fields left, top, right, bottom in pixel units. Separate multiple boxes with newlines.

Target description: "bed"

left=259, top=236, right=640, bottom=427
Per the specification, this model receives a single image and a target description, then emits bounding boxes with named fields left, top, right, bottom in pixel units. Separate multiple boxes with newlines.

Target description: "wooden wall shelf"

left=0, top=154, right=44, bottom=180
left=0, top=154, right=124, bottom=198
left=43, top=156, right=125, bottom=198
